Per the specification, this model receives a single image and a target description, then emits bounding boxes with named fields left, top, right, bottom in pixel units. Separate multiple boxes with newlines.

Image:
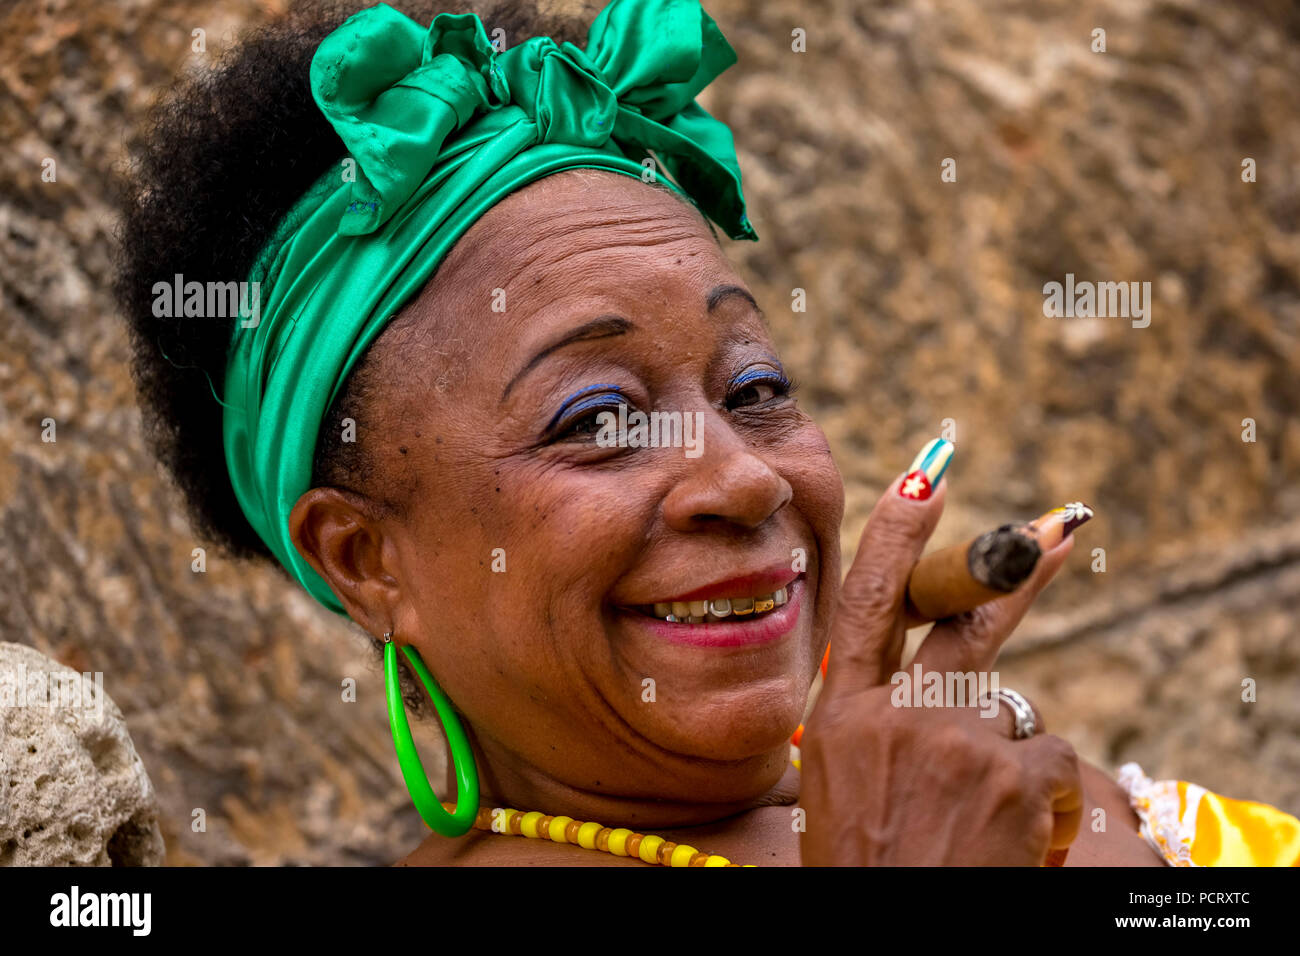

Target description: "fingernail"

left=898, top=438, right=953, bottom=501
left=1027, top=501, right=1095, bottom=549
left=1054, top=501, right=1094, bottom=537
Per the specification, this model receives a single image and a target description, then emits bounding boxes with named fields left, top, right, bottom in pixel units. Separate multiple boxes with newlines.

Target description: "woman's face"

left=298, top=169, right=844, bottom=805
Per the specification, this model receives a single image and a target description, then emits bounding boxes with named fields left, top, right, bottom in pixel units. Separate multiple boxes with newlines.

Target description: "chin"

left=634, top=674, right=809, bottom=764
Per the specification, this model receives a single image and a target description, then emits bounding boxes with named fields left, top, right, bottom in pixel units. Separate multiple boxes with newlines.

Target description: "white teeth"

left=774, top=587, right=788, bottom=606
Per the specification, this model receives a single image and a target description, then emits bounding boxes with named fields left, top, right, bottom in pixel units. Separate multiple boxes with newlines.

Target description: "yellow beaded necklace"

left=444, top=757, right=811, bottom=866
left=442, top=802, right=752, bottom=866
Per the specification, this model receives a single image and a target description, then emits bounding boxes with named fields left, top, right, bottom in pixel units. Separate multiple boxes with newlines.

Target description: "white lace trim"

left=1117, top=762, right=1199, bottom=867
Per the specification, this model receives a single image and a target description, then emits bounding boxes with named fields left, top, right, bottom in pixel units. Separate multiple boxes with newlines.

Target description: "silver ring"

left=980, top=688, right=1037, bottom=739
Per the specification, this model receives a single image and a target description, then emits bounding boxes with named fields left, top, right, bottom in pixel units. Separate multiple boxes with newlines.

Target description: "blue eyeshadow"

left=545, top=383, right=623, bottom=432
left=730, top=366, right=788, bottom=388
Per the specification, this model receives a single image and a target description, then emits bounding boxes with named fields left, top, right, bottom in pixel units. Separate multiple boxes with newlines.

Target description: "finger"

left=912, top=532, right=1074, bottom=675
left=1018, top=734, right=1084, bottom=853
left=825, top=439, right=953, bottom=695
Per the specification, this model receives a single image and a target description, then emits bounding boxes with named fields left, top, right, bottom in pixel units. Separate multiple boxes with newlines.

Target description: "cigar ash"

left=967, top=524, right=1042, bottom=592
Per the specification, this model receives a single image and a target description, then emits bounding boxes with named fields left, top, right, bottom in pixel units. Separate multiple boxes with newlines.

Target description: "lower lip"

left=618, top=577, right=805, bottom=648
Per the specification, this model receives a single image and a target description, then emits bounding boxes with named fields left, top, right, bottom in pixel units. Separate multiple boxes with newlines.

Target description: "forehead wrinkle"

left=496, top=226, right=714, bottom=296
left=474, top=193, right=714, bottom=280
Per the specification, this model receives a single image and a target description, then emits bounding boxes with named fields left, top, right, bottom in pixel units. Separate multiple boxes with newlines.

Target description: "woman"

left=114, top=0, right=1299, bottom=866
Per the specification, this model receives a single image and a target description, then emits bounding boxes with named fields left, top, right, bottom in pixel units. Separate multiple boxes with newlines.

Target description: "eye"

left=730, top=381, right=780, bottom=407
left=557, top=401, right=626, bottom=441
left=726, top=366, right=793, bottom=410
left=545, top=385, right=629, bottom=443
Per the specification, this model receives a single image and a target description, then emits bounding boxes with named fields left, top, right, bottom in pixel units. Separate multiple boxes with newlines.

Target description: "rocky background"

left=1, top=0, right=1296, bottom=864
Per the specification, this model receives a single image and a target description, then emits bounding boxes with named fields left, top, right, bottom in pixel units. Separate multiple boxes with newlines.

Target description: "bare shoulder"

left=1064, top=760, right=1165, bottom=866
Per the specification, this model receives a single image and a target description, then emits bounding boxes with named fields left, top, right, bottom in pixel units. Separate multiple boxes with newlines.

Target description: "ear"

left=288, top=486, right=403, bottom=634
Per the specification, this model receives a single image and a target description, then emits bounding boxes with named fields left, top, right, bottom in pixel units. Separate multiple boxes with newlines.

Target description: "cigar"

left=905, top=523, right=1041, bottom=621
left=906, top=500, right=1095, bottom=623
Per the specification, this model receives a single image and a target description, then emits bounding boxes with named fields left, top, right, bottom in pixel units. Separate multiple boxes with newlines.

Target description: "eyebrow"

left=707, top=283, right=763, bottom=318
left=501, top=316, right=631, bottom=401
left=500, top=284, right=765, bottom=401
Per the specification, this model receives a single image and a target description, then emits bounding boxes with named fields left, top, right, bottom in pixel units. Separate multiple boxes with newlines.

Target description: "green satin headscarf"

left=222, top=0, right=758, bottom=615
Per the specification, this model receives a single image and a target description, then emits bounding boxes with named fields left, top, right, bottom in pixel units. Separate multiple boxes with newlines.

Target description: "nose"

left=661, top=419, right=793, bottom=533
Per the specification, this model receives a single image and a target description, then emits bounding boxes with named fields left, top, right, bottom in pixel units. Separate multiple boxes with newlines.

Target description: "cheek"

left=487, top=462, right=641, bottom=589
left=778, top=421, right=844, bottom=642
left=392, top=461, right=628, bottom=740
left=783, top=421, right=845, bottom=541
left=406, top=454, right=642, bottom=658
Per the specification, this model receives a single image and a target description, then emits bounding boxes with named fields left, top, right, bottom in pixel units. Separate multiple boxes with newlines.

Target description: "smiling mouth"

left=629, top=586, right=792, bottom=624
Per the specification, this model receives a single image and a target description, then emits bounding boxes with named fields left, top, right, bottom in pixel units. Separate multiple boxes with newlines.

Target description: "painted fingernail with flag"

left=898, top=438, right=953, bottom=501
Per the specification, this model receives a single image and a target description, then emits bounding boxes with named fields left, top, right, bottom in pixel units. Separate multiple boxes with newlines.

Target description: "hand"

left=799, top=453, right=1083, bottom=865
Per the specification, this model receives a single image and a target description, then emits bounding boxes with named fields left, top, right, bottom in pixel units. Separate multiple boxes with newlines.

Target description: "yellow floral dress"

left=1118, top=763, right=1300, bottom=866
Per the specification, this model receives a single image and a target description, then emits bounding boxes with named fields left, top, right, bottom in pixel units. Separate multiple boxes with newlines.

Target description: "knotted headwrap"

left=222, top=0, right=758, bottom=615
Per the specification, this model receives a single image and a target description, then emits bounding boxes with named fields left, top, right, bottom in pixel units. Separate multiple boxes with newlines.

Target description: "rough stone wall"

left=1, top=0, right=1295, bottom=864
left=0, top=642, right=165, bottom=865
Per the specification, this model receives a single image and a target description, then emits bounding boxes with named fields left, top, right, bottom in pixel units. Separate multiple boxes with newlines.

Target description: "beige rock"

left=0, top=643, right=164, bottom=866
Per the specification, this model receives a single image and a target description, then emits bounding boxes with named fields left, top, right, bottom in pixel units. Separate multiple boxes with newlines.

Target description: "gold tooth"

left=651, top=591, right=788, bottom=622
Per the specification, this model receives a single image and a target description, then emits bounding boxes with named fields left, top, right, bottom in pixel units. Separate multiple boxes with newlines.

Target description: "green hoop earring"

left=383, top=632, right=479, bottom=837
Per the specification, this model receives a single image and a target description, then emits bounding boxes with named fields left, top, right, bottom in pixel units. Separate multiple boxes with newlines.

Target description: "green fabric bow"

left=222, top=0, right=758, bottom=615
